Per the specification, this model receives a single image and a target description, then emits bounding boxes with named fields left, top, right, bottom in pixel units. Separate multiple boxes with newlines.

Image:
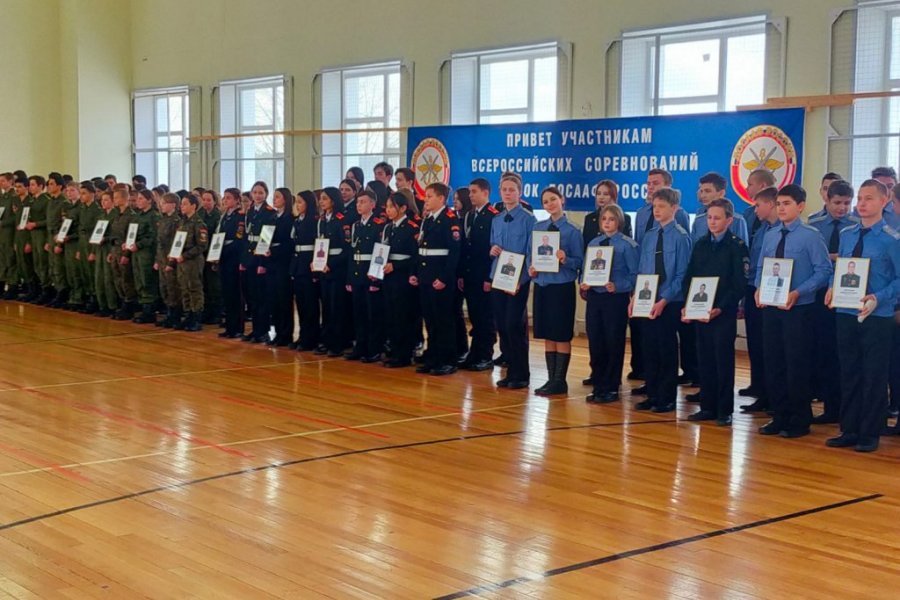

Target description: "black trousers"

left=762, top=304, right=814, bottom=430
left=351, top=283, right=384, bottom=357
left=454, top=287, right=469, bottom=358
left=270, top=263, right=293, bottom=344
left=837, top=314, right=892, bottom=438
left=678, top=320, right=698, bottom=381
left=811, top=294, right=842, bottom=416
left=642, top=302, right=682, bottom=406
left=248, top=269, right=271, bottom=338
left=585, top=292, right=629, bottom=393
left=321, top=275, right=349, bottom=353
left=463, top=277, right=496, bottom=363
left=744, top=286, right=766, bottom=394
left=421, top=283, right=455, bottom=366
left=383, top=272, right=416, bottom=362
left=221, top=258, right=244, bottom=335
left=696, top=309, right=738, bottom=417
left=629, top=318, right=644, bottom=377
left=492, top=283, right=531, bottom=381
left=292, top=276, right=320, bottom=350
left=890, top=319, right=900, bottom=411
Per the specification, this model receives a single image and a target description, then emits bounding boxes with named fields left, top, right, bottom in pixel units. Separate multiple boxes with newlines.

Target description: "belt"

left=224, top=240, right=234, bottom=245
left=295, top=244, right=314, bottom=252
left=248, top=235, right=260, bottom=242
left=329, top=248, right=343, bottom=255
left=354, top=253, right=373, bottom=261
left=271, top=242, right=281, bottom=247
left=419, top=249, right=449, bottom=257
left=388, top=253, right=411, bottom=260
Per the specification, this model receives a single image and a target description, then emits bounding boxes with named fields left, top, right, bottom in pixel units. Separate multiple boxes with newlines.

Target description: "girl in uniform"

left=315, top=187, right=349, bottom=357
left=290, top=190, right=320, bottom=351
left=381, top=192, right=420, bottom=367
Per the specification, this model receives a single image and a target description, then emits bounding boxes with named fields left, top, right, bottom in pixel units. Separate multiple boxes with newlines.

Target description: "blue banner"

left=407, top=108, right=804, bottom=213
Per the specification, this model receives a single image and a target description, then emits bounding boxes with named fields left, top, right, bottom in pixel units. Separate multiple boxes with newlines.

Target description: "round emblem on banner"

left=411, top=137, right=450, bottom=198
left=730, top=125, right=798, bottom=204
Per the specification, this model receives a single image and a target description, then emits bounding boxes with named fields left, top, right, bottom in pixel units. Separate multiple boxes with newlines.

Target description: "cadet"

left=691, top=172, right=749, bottom=244
left=216, top=188, right=247, bottom=339
left=755, top=184, right=833, bottom=438
left=583, top=180, right=633, bottom=251
left=527, top=186, right=584, bottom=396
left=683, top=199, right=749, bottom=426
left=412, top=182, right=461, bottom=376
left=77, top=181, right=102, bottom=314
left=807, top=179, right=856, bottom=423
left=109, top=185, right=138, bottom=320
left=26, top=175, right=53, bottom=305
left=315, top=187, right=350, bottom=356
left=59, top=182, right=82, bottom=310
left=200, top=190, right=223, bottom=325
left=582, top=205, right=639, bottom=404
left=345, top=189, right=385, bottom=362
left=458, top=178, right=498, bottom=371
left=45, top=173, right=68, bottom=307
left=807, top=172, right=844, bottom=220
left=12, top=177, right=37, bottom=301
left=242, top=181, right=277, bottom=344
left=0, top=173, right=18, bottom=298
left=175, top=194, right=208, bottom=332
left=632, top=187, right=692, bottom=413
left=155, top=193, right=181, bottom=328
left=288, top=190, right=319, bottom=349
left=826, top=180, right=900, bottom=452
left=129, top=189, right=160, bottom=323
left=742, top=169, right=777, bottom=237
left=267, top=187, right=295, bottom=347
left=92, top=191, right=119, bottom=317
left=380, top=192, right=419, bottom=367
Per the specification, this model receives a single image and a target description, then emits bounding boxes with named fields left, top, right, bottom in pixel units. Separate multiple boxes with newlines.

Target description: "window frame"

left=132, top=85, right=192, bottom=190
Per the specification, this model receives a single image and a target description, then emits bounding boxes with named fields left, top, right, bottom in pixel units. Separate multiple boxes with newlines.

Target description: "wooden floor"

left=0, top=301, right=898, bottom=599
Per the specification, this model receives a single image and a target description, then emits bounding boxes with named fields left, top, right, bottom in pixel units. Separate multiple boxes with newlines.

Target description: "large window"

left=446, top=42, right=569, bottom=124
left=609, top=15, right=783, bottom=117
left=217, top=75, right=288, bottom=191
left=133, top=87, right=190, bottom=190
left=318, top=62, right=402, bottom=187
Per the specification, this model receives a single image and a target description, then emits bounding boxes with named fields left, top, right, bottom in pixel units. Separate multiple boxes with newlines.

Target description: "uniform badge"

left=199, top=227, right=208, bottom=243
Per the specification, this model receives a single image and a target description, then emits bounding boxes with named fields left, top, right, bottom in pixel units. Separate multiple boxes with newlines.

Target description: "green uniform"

left=46, top=193, right=67, bottom=293
left=0, top=188, right=17, bottom=289
left=109, top=206, right=137, bottom=312
left=28, top=192, right=50, bottom=289
left=131, top=207, right=160, bottom=306
left=13, top=194, right=36, bottom=291
left=156, top=212, right=181, bottom=310
left=177, top=212, right=208, bottom=314
left=200, top=207, right=223, bottom=322
left=61, top=200, right=82, bottom=304
left=78, top=200, right=102, bottom=303
left=93, top=209, right=118, bottom=313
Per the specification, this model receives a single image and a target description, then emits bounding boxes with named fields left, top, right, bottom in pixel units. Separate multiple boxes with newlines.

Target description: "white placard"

left=368, top=242, right=389, bottom=280
left=56, top=218, right=73, bottom=243
left=169, top=230, right=188, bottom=259
left=89, top=220, right=109, bottom=244
left=17, top=206, right=30, bottom=230
left=582, top=245, right=614, bottom=287
left=531, top=230, right=560, bottom=273
left=491, top=250, right=526, bottom=294
left=206, top=232, right=226, bottom=262
left=125, top=222, right=139, bottom=249
left=632, top=274, right=659, bottom=318
left=0, top=206, right=5, bottom=219
left=254, top=224, right=275, bottom=256
left=831, top=257, right=870, bottom=309
left=312, top=238, right=330, bottom=272
left=759, top=257, right=793, bottom=307
left=684, top=277, right=720, bottom=321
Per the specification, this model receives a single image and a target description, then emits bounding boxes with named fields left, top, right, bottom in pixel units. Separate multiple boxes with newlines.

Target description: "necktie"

left=775, top=229, right=789, bottom=259
left=504, top=213, right=513, bottom=223
left=548, top=222, right=559, bottom=232
left=828, top=220, right=841, bottom=254
left=599, top=237, right=610, bottom=247
left=852, top=228, right=870, bottom=258
left=655, top=230, right=666, bottom=286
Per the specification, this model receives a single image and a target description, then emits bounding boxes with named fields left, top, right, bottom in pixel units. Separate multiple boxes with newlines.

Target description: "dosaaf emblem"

left=411, top=137, right=450, bottom=199
left=730, top=125, right=798, bottom=204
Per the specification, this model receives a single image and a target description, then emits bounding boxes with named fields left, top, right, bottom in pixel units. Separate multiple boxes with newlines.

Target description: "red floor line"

left=0, top=441, right=91, bottom=484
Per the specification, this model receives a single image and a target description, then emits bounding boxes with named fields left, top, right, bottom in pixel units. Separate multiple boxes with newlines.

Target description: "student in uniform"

left=755, top=184, right=833, bottom=438
left=459, top=178, right=498, bottom=371
left=174, top=194, right=209, bottom=332
left=93, top=191, right=119, bottom=317
left=128, top=189, right=160, bottom=324
left=826, top=179, right=900, bottom=452
left=45, top=173, right=68, bottom=307
left=395, top=167, right=423, bottom=216
left=366, top=180, right=390, bottom=215
left=452, top=187, right=472, bottom=363
left=807, top=179, right=856, bottom=423
left=216, top=188, right=247, bottom=339
left=0, top=173, right=18, bottom=299
left=740, top=186, right=779, bottom=413
left=489, top=172, right=537, bottom=389
left=200, top=190, right=223, bottom=325
left=632, top=187, right=692, bottom=413
left=528, top=186, right=584, bottom=396
left=890, top=185, right=900, bottom=418
left=339, top=179, right=359, bottom=220
left=77, top=181, right=102, bottom=314
left=807, top=172, right=844, bottom=220
left=741, top=168, right=777, bottom=247
left=345, top=189, right=385, bottom=362
left=26, top=175, right=53, bottom=305
left=58, top=182, right=82, bottom=310
left=583, top=180, right=632, bottom=250
left=288, top=190, right=320, bottom=350
left=374, top=162, right=394, bottom=190
left=346, top=167, right=366, bottom=190
left=381, top=192, right=420, bottom=368
left=412, top=182, right=461, bottom=376
left=12, top=177, right=37, bottom=302
left=582, top=205, right=639, bottom=403
left=242, top=182, right=277, bottom=344
left=109, top=184, right=138, bottom=320
left=683, top=198, right=749, bottom=426
left=266, top=187, right=295, bottom=346
left=315, top=186, right=350, bottom=357
left=691, top=172, right=749, bottom=244
left=154, top=193, right=181, bottom=328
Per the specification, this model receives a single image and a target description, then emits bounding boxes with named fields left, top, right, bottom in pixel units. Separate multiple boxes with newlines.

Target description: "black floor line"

left=433, top=493, right=884, bottom=599
left=0, top=417, right=679, bottom=532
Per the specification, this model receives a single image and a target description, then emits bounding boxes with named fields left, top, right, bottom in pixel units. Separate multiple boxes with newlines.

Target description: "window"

left=318, top=62, right=403, bottom=187
left=446, top=42, right=569, bottom=124
left=217, top=75, right=288, bottom=192
left=828, top=2, right=900, bottom=188
left=608, top=15, right=783, bottom=117
left=133, top=87, right=191, bottom=190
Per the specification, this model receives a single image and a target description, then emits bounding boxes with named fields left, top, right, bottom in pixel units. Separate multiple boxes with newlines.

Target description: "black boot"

left=184, top=311, right=203, bottom=332
left=133, top=304, right=156, bottom=324
left=36, top=286, right=55, bottom=305
left=3, top=284, right=19, bottom=300
left=535, top=352, right=558, bottom=395
left=82, top=297, right=98, bottom=314
left=49, top=289, right=68, bottom=308
left=155, top=308, right=169, bottom=327
left=173, top=309, right=187, bottom=330
left=540, top=352, right=571, bottom=396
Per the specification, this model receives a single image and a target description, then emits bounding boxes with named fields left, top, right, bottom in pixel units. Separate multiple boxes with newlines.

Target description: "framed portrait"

left=312, top=238, right=330, bottom=272
left=56, top=218, right=73, bottom=243
left=831, top=257, right=870, bottom=309
left=17, top=206, right=30, bottom=231
left=582, top=245, right=614, bottom=287
left=531, top=230, right=560, bottom=273
left=125, top=223, right=139, bottom=249
left=684, top=277, right=719, bottom=321
left=758, top=257, right=793, bottom=307
left=169, top=230, right=188, bottom=259
left=632, top=274, right=659, bottom=318
left=206, top=232, right=226, bottom=262
left=254, top=224, right=275, bottom=256
left=492, top=250, right=525, bottom=294
left=368, top=242, right=390, bottom=280
left=89, top=220, right=109, bottom=244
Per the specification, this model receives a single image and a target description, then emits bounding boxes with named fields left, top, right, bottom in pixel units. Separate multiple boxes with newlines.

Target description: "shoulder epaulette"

left=673, top=223, right=689, bottom=236
left=335, top=212, right=345, bottom=220
left=840, top=223, right=859, bottom=235
left=623, top=236, right=639, bottom=248
left=487, top=206, right=499, bottom=215
left=373, top=217, right=385, bottom=225
left=406, top=220, right=419, bottom=229
left=445, top=209, right=457, bottom=218
left=263, top=204, right=275, bottom=211
left=884, top=225, right=900, bottom=240
left=807, top=214, right=828, bottom=224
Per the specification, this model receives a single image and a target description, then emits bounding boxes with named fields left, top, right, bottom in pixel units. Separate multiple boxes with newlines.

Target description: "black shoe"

left=467, top=360, right=494, bottom=372
left=326, top=350, right=342, bottom=357
left=361, top=354, right=382, bottom=363
left=826, top=433, right=858, bottom=448
left=250, top=336, right=266, bottom=344
left=430, top=365, right=457, bottom=376
left=626, top=371, right=643, bottom=381
left=687, top=410, right=716, bottom=421
left=855, top=437, right=879, bottom=452
left=587, top=391, right=619, bottom=404
left=582, top=377, right=593, bottom=386
left=738, top=386, right=762, bottom=398
left=496, top=378, right=509, bottom=388
left=685, top=392, right=700, bottom=403
left=536, top=380, right=568, bottom=396
left=456, top=355, right=469, bottom=367
left=415, top=364, right=433, bottom=374
left=384, top=359, right=411, bottom=368
left=493, top=356, right=508, bottom=368
left=506, top=380, right=529, bottom=390
left=758, top=420, right=785, bottom=435
left=716, top=415, right=733, bottom=426
left=677, top=374, right=694, bottom=386
left=779, top=427, right=810, bottom=439
left=631, top=385, right=648, bottom=396
left=534, top=381, right=552, bottom=395
left=313, top=346, right=328, bottom=355
left=889, top=408, right=899, bottom=418
left=740, top=400, right=769, bottom=413
left=652, top=403, right=675, bottom=413
left=218, top=331, right=232, bottom=338
left=634, top=399, right=654, bottom=411
left=811, top=413, right=840, bottom=425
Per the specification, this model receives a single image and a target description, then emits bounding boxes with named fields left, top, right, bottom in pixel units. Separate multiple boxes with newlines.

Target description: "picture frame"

left=17, top=206, right=30, bottom=231
left=368, top=242, right=389, bottom=280
left=89, top=220, right=109, bottom=245
left=831, top=257, right=870, bottom=309
left=632, top=274, right=659, bottom=318
left=169, top=230, right=188, bottom=260
left=125, top=223, right=139, bottom=250
left=206, top=232, right=226, bottom=262
left=758, top=257, right=793, bottom=307
left=492, top=250, right=525, bottom=294
left=311, top=238, right=330, bottom=272
left=684, top=276, right=719, bottom=321
left=582, top=245, right=614, bottom=287
left=254, top=225, right=275, bottom=256
left=56, top=218, right=73, bottom=243
left=531, top=230, right=560, bottom=273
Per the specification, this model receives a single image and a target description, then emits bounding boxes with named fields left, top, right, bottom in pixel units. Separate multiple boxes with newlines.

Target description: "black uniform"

left=459, top=203, right=499, bottom=367
left=318, top=212, right=351, bottom=355
left=684, top=231, right=749, bottom=419
left=416, top=208, right=461, bottom=370
left=346, top=215, right=386, bottom=360
left=201, top=207, right=223, bottom=323
left=381, top=216, right=419, bottom=366
left=217, top=208, right=247, bottom=337
left=582, top=209, right=633, bottom=248
left=268, top=209, right=294, bottom=346
left=289, top=215, right=321, bottom=350
left=242, top=203, right=277, bottom=342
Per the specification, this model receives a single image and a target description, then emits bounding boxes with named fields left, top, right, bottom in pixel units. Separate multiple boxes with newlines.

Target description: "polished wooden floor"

left=0, top=300, right=898, bottom=599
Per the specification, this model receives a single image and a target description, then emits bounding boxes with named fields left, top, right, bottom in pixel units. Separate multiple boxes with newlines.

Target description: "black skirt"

left=533, top=281, right=576, bottom=342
